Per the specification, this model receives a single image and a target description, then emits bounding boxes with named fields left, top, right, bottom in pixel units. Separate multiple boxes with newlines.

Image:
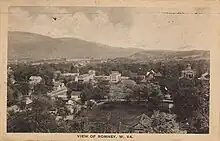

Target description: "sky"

left=8, top=6, right=214, bottom=50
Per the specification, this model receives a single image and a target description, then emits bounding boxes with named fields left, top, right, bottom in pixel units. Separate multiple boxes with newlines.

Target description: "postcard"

left=0, top=0, right=220, bottom=141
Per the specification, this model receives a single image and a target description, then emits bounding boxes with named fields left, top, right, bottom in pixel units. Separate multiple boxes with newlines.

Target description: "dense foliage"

left=7, top=59, right=209, bottom=133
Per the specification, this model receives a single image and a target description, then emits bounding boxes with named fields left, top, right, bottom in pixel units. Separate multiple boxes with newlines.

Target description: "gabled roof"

left=111, top=71, right=120, bottom=74
left=146, top=70, right=155, bottom=76
left=155, top=72, right=162, bottom=77
left=29, top=76, right=42, bottom=80
left=198, top=72, right=210, bottom=80
left=140, top=79, right=147, bottom=83
left=130, top=113, right=152, bottom=128
left=64, top=115, right=74, bottom=121
left=7, top=105, right=20, bottom=112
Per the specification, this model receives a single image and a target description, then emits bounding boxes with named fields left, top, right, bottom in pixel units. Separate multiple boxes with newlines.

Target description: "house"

left=179, top=64, right=196, bottom=80
left=61, top=72, right=80, bottom=77
left=7, top=105, right=20, bottom=113
left=146, top=70, right=155, bottom=80
left=8, top=67, right=13, bottom=75
left=8, top=75, right=16, bottom=85
left=20, top=96, right=33, bottom=110
left=66, top=100, right=75, bottom=114
left=53, top=80, right=66, bottom=90
left=47, top=81, right=68, bottom=98
left=94, top=75, right=110, bottom=82
left=64, top=115, right=74, bottom=121
left=110, top=71, right=121, bottom=83
left=128, top=113, right=152, bottom=133
left=136, top=75, right=146, bottom=83
left=66, top=99, right=74, bottom=105
left=154, top=72, right=163, bottom=81
left=49, top=108, right=58, bottom=115
left=29, top=76, right=42, bottom=85
left=178, top=64, right=196, bottom=90
left=121, top=76, right=129, bottom=80
left=55, top=116, right=63, bottom=121
left=53, top=70, right=61, bottom=79
left=198, top=72, right=210, bottom=87
left=70, top=91, right=82, bottom=102
left=79, top=70, right=96, bottom=83
left=57, top=94, right=68, bottom=101
left=160, top=94, right=174, bottom=112
left=60, top=72, right=79, bottom=81
left=198, top=72, right=210, bottom=81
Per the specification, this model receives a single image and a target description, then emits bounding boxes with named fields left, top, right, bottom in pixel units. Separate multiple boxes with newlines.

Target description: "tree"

left=187, top=83, right=209, bottom=133
left=7, top=95, right=61, bottom=133
left=32, top=82, right=49, bottom=95
left=150, top=111, right=187, bottom=134
left=148, top=83, right=164, bottom=107
left=14, top=82, right=30, bottom=95
left=81, top=87, right=93, bottom=103
left=132, top=84, right=141, bottom=101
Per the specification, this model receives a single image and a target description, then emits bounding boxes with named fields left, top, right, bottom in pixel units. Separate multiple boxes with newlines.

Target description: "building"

left=160, top=93, right=174, bottom=112
left=8, top=67, right=13, bottom=75
left=197, top=72, right=210, bottom=87
left=178, top=64, right=196, bottom=93
left=47, top=81, right=68, bottom=98
left=134, top=74, right=146, bottom=84
left=7, top=105, right=20, bottom=113
left=121, top=76, right=129, bottom=80
left=179, top=64, right=196, bottom=80
left=146, top=70, right=155, bottom=79
left=94, top=75, right=110, bottom=81
left=66, top=100, right=75, bottom=114
left=60, top=72, right=79, bottom=78
left=70, top=91, right=82, bottom=101
left=20, top=95, right=33, bottom=110
left=128, top=113, right=152, bottom=133
left=198, top=72, right=210, bottom=81
left=8, top=67, right=16, bottom=84
left=78, top=70, right=96, bottom=83
left=110, top=71, right=121, bottom=83
left=79, top=74, right=93, bottom=82
left=154, top=72, right=163, bottom=81
left=29, top=76, right=42, bottom=85
left=64, top=115, right=74, bottom=121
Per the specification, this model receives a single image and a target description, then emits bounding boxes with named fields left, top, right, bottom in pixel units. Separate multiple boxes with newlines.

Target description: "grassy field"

left=80, top=102, right=152, bottom=130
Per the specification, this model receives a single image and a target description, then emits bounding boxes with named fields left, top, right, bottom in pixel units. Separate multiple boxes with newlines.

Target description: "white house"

left=29, top=76, right=42, bottom=85
left=110, top=71, right=121, bottom=83
left=179, top=64, right=196, bottom=80
left=47, top=81, right=68, bottom=98
left=198, top=72, right=210, bottom=81
left=7, top=105, right=20, bottom=113
left=79, top=70, right=96, bottom=82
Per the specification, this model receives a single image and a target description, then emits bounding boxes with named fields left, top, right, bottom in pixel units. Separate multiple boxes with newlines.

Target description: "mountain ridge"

left=8, top=31, right=210, bottom=62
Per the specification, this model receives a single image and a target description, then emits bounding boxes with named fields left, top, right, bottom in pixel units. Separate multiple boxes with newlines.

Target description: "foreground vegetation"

left=7, top=59, right=209, bottom=133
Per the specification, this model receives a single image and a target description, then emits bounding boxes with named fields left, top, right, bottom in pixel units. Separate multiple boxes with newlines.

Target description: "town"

left=7, top=58, right=210, bottom=133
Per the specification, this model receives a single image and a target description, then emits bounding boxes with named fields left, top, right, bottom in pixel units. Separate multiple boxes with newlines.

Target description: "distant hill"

left=8, top=31, right=210, bottom=63
left=8, top=31, right=143, bottom=61
left=128, top=50, right=210, bottom=62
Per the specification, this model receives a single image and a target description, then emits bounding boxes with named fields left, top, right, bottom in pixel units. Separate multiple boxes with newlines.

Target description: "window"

left=188, top=73, right=193, bottom=79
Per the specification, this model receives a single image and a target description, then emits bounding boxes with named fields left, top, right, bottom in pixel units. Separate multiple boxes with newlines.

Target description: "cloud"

left=9, top=7, right=214, bottom=50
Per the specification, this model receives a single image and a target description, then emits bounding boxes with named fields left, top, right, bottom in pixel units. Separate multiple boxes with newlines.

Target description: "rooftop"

left=129, top=113, right=152, bottom=128
left=29, top=76, right=42, bottom=80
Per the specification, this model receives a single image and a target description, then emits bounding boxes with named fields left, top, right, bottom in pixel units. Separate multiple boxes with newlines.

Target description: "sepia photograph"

left=6, top=6, right=211, bottom=134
